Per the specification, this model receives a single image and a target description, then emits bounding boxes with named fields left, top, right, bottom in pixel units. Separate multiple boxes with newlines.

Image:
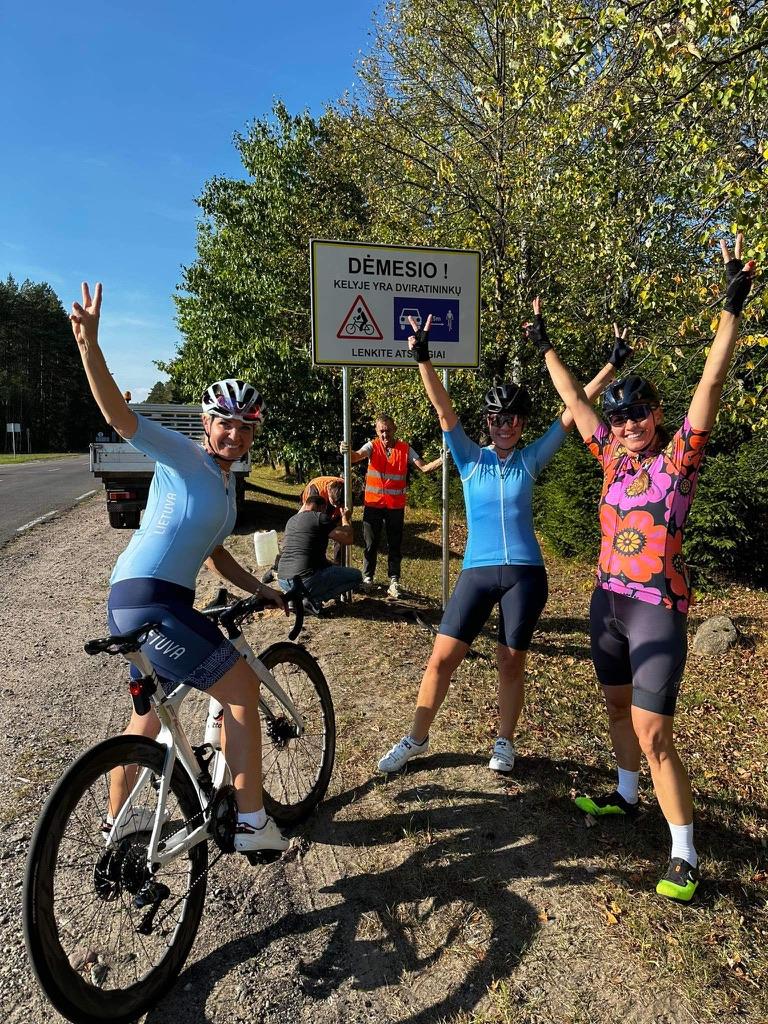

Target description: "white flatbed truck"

left=89, top=403, right=251, bottom=529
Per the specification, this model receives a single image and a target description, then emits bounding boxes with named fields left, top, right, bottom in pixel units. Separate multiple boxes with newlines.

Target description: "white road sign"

left=311, top=240, right=480, bottom=367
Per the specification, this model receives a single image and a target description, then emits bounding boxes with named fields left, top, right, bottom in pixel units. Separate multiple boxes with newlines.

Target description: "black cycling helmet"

left=602, top=375, right=660, bottom=413
left=484, top=383, right=532, bottom=418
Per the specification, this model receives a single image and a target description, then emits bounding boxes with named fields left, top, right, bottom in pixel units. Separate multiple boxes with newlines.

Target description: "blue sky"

left=1, top=1, right=377, bottom=400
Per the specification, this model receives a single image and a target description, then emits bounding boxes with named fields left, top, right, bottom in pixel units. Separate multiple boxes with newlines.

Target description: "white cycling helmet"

left=201, top=379, right=266, bottom=423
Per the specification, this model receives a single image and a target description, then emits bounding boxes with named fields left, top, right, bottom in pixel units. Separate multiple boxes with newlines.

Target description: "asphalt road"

left=0, top=455, right=99, bottom=547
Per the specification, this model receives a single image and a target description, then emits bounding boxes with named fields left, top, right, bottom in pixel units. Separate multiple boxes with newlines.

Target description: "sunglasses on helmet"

left=606, top=403, right=657, bottom=427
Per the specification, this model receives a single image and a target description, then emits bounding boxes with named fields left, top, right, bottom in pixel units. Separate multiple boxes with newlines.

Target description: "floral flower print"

left=588, top=417, right=709, bottom=613
left=599, top=505, right=666, bottom=582
left=605, top=464, right=673, bottom=511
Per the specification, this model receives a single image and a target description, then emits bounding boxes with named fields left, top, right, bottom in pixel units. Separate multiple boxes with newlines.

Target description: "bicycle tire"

left=258, top=642, right=336, bottom=826
left=24, top=736, right=207, bottom=1024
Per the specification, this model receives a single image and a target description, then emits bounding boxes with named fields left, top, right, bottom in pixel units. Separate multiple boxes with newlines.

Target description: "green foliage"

left=164, top=0, right=768, bottom=587
left=145, top=379, right=178, bottom=403
left=0, top=276, right=101, bottom=451
left=407, top=464, right=464, bottom=515
left=686, top=438, right=768, bottom=587
left=534, top=435, right=602, bottom=560
left=163, top=102, right=369, bottom=475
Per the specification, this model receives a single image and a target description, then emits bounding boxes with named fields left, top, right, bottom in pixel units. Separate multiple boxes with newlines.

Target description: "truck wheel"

left=107, top=506, right=140, bottom=529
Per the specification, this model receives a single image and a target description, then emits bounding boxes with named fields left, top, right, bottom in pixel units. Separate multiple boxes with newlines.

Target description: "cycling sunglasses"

left=606, top=403, right=658, bottom=427
left=487, top=412, right=524, bottom=427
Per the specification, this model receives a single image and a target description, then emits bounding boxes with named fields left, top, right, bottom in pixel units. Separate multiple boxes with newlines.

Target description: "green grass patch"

left=0, top=452, right=82, bottom=464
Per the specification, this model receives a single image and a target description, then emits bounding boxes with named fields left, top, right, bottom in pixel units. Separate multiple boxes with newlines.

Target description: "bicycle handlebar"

left=203, top=579, right=308, bottom=642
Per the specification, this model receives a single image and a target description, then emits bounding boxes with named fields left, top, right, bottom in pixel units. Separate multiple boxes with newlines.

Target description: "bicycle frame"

left=110, top=629, right=306, bottom=873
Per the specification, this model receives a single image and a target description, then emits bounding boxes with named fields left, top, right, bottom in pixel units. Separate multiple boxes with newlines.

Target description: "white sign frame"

left=310, top=239, right=481, bottom=367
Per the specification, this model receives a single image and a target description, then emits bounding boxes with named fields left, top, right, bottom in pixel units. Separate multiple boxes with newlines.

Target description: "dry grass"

left=226, top=465, right=768, bottom=1024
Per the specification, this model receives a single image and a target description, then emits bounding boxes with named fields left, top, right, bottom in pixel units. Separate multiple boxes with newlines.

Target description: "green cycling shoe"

left=573, top=790, right=640, bottom=820
left=656, top=857, right=699, bottom=902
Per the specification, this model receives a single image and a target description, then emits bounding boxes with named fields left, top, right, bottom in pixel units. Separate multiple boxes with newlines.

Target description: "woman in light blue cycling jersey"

left=71, top=281, right=289, bottom=856
left=378, top=311, right=628, bottom=776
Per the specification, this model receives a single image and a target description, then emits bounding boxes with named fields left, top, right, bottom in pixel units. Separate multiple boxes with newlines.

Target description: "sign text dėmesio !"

left=311, top=240, right=480, bottom=367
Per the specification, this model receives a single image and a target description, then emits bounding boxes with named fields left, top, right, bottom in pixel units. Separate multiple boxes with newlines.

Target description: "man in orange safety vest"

left=341, top=414, right=441, bottom=598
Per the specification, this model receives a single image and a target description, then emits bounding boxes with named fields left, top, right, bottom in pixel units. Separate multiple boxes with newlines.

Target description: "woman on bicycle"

left=377, top=312, right=629, bottom=775
left=531, top=233, right=755, bottom=900
left=70, top=281, right=289, bottom=856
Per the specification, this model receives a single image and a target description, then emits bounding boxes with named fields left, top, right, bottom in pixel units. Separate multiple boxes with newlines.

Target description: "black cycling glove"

left=608, top=335, right=633, bottom=369
left=723, top=257, right=753, bottom=315
left=410, top=327, right=431, bottom=363
left=526, top=314, right=552, bottom=357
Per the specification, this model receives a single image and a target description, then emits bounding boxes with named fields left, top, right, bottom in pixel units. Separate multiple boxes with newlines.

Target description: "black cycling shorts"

left=589, top=587, right=688, bottom=717
left=108, top=578, right=241, bottom=693
left=438, top=564, right=548, bottom=650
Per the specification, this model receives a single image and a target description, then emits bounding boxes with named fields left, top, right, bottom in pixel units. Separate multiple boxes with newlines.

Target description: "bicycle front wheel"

left=24, top=736, right=207, bottom=1024
left=258, top=642, right=336, bottom=826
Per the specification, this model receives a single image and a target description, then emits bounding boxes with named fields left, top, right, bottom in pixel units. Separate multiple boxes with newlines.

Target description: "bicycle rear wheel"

left=258, top=642, right=336, bottom=826
left=24, top=736, right=207, bottom=1024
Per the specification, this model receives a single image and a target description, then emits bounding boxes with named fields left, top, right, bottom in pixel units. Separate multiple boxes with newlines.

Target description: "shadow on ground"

left=145, top=753, right=766, bottom=1024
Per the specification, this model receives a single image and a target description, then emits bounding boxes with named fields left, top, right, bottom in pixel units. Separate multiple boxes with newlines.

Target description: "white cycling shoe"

left=234, top=816, right=289, bottom=855
left=102, top=805, right=168, bottom=844
left=377, top=734, right=429, bottom=773
left=488, top=737, right=516, bottom=773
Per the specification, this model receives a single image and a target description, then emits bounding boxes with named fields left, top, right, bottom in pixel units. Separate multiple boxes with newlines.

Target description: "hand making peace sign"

left=70, top=281, right=103, bottom=351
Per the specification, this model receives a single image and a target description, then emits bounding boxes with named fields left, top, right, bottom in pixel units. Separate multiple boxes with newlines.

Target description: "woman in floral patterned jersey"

left=529, top=234, right=755, bottom=901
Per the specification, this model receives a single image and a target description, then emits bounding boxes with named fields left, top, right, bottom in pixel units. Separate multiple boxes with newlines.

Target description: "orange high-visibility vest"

left=364, top=440, right=409, bottom=509
left=301, top=476, right=343, bottom=521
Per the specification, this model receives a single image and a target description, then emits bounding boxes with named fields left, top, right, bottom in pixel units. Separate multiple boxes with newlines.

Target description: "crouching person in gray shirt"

left=278, top=493, right=361, bottom=611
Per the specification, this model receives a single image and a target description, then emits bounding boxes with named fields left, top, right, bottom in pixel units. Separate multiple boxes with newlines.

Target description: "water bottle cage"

left=128, top=675, right=157, bottom=716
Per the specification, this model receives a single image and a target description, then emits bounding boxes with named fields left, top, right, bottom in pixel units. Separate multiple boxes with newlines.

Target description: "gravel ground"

left=0, top=497, right=701, bottom=1024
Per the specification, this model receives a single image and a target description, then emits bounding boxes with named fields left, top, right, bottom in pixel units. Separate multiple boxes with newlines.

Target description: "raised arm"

left=70, top=282, right=137, bottom=439
left=687, top=233, right=756, bottom=433
left=407, top=314, right=458, bottom=431
left=414, top=454, right=443, bottom=474
left=527, top=298, right=631, bottom=440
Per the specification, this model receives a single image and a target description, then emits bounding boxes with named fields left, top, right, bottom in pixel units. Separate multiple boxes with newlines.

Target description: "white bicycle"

left=23, top=585, right=335, bottom=1024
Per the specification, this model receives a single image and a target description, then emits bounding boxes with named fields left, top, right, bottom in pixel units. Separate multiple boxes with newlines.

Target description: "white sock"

left=668, top=822, right=697, bottom=867
left=616, top=767, right=639, bottom=805
left=238, top=808, right=267, bottom=830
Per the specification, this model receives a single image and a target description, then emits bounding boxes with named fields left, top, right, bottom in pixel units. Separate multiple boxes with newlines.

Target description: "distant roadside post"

left=310, top=240, right=481, bottom=607
left=6, top=423, right=21, bottom=457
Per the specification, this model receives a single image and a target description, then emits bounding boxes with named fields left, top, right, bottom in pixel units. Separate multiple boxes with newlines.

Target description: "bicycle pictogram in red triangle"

left=336, top=294, right=384, bottom=340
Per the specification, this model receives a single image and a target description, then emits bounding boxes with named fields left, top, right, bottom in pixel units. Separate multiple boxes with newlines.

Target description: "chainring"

left=209, top=785, right=237, bottom=853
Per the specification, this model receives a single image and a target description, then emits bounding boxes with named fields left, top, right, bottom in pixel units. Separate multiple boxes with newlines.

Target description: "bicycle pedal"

left=244, top=849, right=283, bottom=866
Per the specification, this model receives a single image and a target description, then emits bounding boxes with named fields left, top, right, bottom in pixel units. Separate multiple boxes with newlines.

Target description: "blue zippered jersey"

left=444, top=419, right=566, bottom=569
left=110, top=414, right=237, bottom=590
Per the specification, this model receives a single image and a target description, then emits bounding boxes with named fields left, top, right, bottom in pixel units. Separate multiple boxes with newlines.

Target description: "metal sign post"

left=441, top=370, right=450, bottom=610
left=6, top=422, right=21, bottom=457
left=340, top=366, right=353, bottom=597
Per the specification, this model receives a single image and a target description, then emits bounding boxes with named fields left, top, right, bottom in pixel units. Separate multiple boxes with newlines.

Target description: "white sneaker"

left=102, top=804, right=168, bottom=844
left=234, top=816, right=289, bottom=854
left=387, top=577, right=402, bottom=599
left=488, top=737, right=516, bottom=773
left=361, top=576, right=374, bottom=592
left=377, top=734, right=429, bottom=773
